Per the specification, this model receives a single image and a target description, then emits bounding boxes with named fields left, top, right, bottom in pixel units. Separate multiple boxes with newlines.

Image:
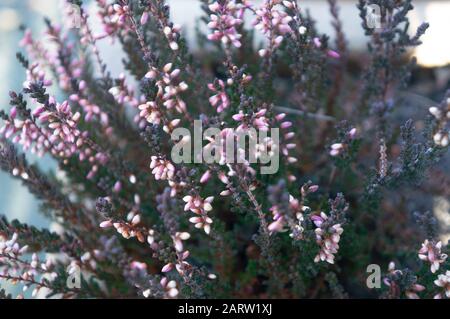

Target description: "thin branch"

left=274, top=106, right=336, bottom=122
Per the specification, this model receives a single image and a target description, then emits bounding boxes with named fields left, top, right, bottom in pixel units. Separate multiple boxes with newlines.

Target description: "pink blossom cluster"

left=253, top=0, right=293, bottom=56
left=233, top=108, right=270, bottom=132
left=104, top=201, right=193, bottom=288
left=20, top=30, right=46, bottom=62
left=172, top=232, right=191, bottom=253
left=70, top=80, right=110, bottom=129
left=139, top=2, right=181, bottom=52
left=21, top=27, right=111, bottom=132
left=112, top=2, right=130, bottom=25
left=418, top=239, right=448, bottom=273
left=44, top=24, right=85, bottom=91
left=231, top=108, right=297, bottom=169
left=95, top=0, right=129, bottom=40
left=0, top=233, right=58, bottom=298
left=1, top=95, right=93, bottom=162
left=145, top=63, right=189, bottom=114
left=311, top=212, right=344, bottom=264
left=207, top=73, right=252, bottom=115
left=0, top=233, right=29, bottom=258
left=39, top=100, right=83, bottom=146
left=31, top=96, right=108, bottom=178
left=384, top=262, right=426, bottom=299
left=150, top=156, right=176, bottom=181
left=183, top=195, right=214, bottom=234
left=35, top=100, right=81, bottom=145
left=0, top=107, right=51, bottom=157
left=24, top=63, right=53, bottom=89
left=109, top=73, right=139, bottom=106
left=147, top=142, right=215, bottom=238
left=161, top=226, right=193, bottom=279
left=274, top=112, right=297, bottom=169
left=434, top=270, right=450, bottom=299
left=21, top=24, right=85, bottom=92
left=138, top=101, right=164, bottom=125
left=267, top=195, right=305, bottom=239
left=254, top=1, right=293, bottom=36
left=207, top=0, right=248, bottom=48
left=208, top=79, right=230, bottom=113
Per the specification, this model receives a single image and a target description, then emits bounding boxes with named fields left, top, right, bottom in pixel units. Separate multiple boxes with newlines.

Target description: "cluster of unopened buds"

left=330, top=128, right=357, bottom=157
left=160, top=277, right=179, bottom=298
left=274, top=112, right=297, bottom=168
left=254, top=0, right=293, bottom=56
left=183, top=195, right=214, bottom=234
left=207, top=0, right=248, bottom=48
left=429, top=101, right=450, bottom=147
left=145, top=63, right=188, bottom=114
left=1, top=106, right=50, bottom=157
left=172, top=232, right=191, bottom=253
left=100, top=213, right=147, bottom=243
left=162, top=24, right=182, bottom=51
left=311, top=212, right=344, bottom=264
left=142, top=277, right=179, bottom=298
left=418, top=239, right=448, bottom=273
left=384, top=262, right=426, bottom=299
left=112, top=2, right=130, bottom=25
left=162, top=250, right=191, bottom=276
left=434, top=270, right=450, bottom=299
left=330, top=143, right=345, bottom=157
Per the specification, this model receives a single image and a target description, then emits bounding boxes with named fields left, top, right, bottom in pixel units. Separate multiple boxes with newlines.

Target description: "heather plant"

left=0, top=0, right=449, bottom=299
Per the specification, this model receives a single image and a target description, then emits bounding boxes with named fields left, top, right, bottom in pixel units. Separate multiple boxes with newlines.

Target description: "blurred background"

left=0, top=0, right=449, bottom=260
